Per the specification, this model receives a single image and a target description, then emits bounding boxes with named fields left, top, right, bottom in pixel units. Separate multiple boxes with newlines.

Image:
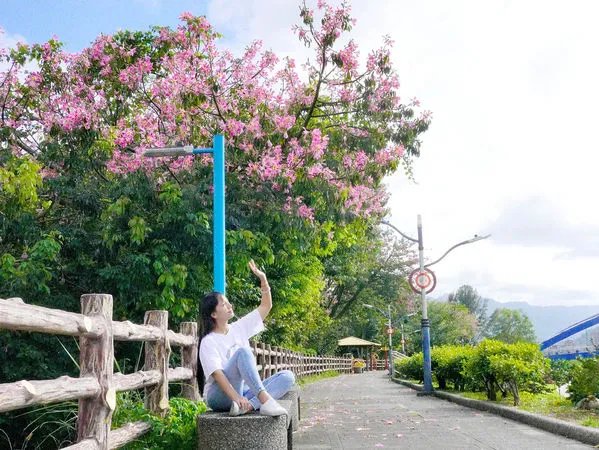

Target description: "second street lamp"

left=393, top=313, right=416, bottom=354
left=363, top=303, right=394, bottom=379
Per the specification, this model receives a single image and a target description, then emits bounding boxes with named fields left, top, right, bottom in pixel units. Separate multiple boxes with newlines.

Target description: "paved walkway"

left=294, top=371, right=591, bottom=449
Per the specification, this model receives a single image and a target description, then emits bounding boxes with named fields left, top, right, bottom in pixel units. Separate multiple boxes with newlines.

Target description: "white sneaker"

left=259, top=398, right=287, bottom=417
left=229, top=401, right=249, bottom=417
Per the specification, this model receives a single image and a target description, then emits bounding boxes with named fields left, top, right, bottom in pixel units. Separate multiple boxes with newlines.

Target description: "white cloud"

left=0, top=28, right=41, bottom=79
left=0, top=28, right=28, bottom=58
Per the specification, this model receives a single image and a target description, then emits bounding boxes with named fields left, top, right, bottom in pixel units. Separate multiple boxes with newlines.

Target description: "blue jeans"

left=205, top=347, right=295, bottom=411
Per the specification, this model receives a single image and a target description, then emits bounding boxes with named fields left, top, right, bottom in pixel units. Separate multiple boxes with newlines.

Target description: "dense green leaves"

left=567, top=357, right=599, bottom=404
left=448, top=284, right=488, bottom=332
left=485, top=308, right=537, bottom=344
left=112, top=394, right=207, bottom=450
left=397, top=340, right=550, bottom=406
left=431, top=345, right=475, bottom=390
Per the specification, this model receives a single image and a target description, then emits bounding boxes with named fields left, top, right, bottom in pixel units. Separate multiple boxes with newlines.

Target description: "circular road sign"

left=408, top=268, right=437, bottom=294
left=387, top=328, right=394, bottom=335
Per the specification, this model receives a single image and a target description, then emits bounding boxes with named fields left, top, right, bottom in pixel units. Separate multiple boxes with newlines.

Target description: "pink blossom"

left=0, top=1, right=429, bottom=222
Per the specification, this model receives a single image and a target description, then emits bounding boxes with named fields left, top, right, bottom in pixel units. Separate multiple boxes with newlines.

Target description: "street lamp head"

left=467, top=233, right=491, bottom=244
left=362, top=303, right=375, bottom=309
left=143, top=145, right=194, bottom=157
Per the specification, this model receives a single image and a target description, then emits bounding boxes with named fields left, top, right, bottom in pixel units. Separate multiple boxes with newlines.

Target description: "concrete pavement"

left=294, top=371, right=592, bottom=449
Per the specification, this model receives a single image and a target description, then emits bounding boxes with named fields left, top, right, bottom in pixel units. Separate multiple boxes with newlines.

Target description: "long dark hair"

left=197, top=292, right=222, bottom=393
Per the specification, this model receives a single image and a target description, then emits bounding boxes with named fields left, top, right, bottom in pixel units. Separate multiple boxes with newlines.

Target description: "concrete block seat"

left=197, top=398, right=296, bottom=450
left=280, top=385, right=301, bottom=431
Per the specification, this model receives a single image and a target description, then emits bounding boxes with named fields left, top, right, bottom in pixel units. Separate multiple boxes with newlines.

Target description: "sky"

left=2, top=0, right=599, bottom=307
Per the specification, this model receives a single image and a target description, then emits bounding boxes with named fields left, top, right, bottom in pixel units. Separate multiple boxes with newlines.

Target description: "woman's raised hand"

left=251, top=259, right=272, bottom=319
left=249, top=259, right=267, bottom=281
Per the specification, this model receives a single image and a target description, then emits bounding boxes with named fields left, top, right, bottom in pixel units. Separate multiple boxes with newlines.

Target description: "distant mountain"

left=484, top=299, right=598, bottom=342
left=432, top=294, right=598, bottom=342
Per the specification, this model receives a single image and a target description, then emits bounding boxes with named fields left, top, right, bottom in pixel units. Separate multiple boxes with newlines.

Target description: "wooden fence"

left=0, top=295, right=352, bottom=449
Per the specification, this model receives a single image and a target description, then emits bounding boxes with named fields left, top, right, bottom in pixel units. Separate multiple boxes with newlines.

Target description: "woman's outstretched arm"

left=249, top=259, right=271, bottom=320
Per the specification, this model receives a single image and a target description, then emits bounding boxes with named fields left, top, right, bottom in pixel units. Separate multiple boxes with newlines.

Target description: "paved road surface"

left=294, top=371, right=591, bottom=449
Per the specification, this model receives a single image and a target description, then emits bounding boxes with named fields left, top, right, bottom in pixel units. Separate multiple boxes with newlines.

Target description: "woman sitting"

left=198, top=260, right=295, bottom=416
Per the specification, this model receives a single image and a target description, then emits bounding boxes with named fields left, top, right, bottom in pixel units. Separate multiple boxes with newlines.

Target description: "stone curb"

left=392, top=378, right=599, bottom=447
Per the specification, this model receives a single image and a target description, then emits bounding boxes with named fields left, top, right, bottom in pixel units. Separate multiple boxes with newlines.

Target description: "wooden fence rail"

left=0, top=295, right=353, bottom=449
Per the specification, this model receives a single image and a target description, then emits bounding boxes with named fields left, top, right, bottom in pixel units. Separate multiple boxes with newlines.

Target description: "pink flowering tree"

left=0, top=1, right=429, bottom=348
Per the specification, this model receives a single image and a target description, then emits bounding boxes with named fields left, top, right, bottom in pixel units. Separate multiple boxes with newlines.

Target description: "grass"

left=439, top=384, right=599, bottom=429
left=297, top=370, right=341, bottom=386
left=394, top=375, right=599, bottom=428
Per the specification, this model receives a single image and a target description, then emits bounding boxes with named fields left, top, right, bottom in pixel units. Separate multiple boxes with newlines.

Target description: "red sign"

left=408, top=268, right=437, bottom=294
left=387, top=328, right=393, bottom=335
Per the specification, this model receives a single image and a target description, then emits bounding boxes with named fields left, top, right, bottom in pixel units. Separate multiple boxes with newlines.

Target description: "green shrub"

left=488, top=341, right=549, bottom=405
left=567, top=357, right=599, bottom=404
left=112, top=393, right=207, bottom=450
left=549, top=359, right=578, bottom=387
left=462, top=340, right=549, bottom=405
left=462, top=339, right=505, bottom=401
left=431, top=345, right=474, bottom=390
left=395, top=352, right=423, bottom=381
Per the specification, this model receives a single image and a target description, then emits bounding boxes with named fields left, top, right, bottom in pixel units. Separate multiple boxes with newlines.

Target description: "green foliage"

left=426, top=301, right=478, bottom=348
left=430, top=345, right=475, bottom=390
left=395, top=352, right=423, bottom=382
left=462, top=340, right=549, bottom=405
left=451, top=387, right=599, bottom=428
left=488, top=342, right=550, bottom=404
left=296, top=370, right=340, bottom=386
left=447, top=285, right=488, bottom=333
left=0, top=401, right=78, bottom=450
left=399, top=340, right=551, bottom=406
left=485, top=308, right=536, bottom=344
left=567, top=357, right=599, bottom=404
left=0, top=155, right=49, bottom=216
left=112, top=393, right=207, bottom=450
left=549, top=359, right=578, bottom=387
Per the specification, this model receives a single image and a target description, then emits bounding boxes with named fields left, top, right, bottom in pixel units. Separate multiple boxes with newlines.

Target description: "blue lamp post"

left=144, top=135, right=226, bottom=294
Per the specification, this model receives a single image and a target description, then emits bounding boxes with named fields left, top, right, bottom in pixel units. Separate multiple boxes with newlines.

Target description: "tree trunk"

left=485, top=379, right=497, bottom=401
left=438, top=377, right=447, bottom=389
left=509, top=379, right=520, bottom=406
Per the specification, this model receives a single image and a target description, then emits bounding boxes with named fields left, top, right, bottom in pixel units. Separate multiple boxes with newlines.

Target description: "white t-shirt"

left=199, top=308, right=265, bottom=394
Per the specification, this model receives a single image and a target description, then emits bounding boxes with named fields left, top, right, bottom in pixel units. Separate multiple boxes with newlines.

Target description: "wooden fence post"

left=266, top=344, right=272, bottom=378
left=259, top=342, right=266, bottom=379
left=144, top=310, right=170, bottom=416
left=78, top=293, right=114, bottom=448
left=180, top=322, right=199, bottom=402
left=251, top=341, right=257, bottom=364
